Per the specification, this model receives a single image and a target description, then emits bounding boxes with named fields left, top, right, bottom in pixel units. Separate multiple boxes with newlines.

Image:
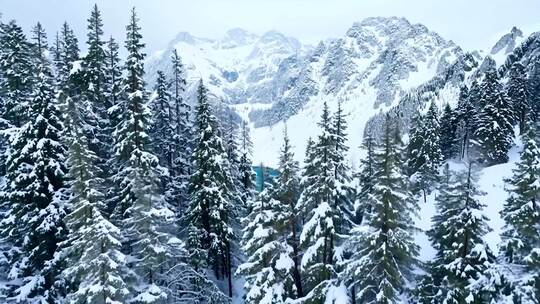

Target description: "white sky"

left=1, top=0, right=539, bottom=55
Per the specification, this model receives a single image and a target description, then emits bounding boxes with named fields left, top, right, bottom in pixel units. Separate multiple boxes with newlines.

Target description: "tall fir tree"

left=354, top=133, right=376, bottom=225
left=58, top=90, right=131, bottom=304
left=474, top=69, right=514, bottom=165
left=238, top=120, right=256, bottom=212
left=113, top=8, right=180, bottom=302
left=407, top=103, right=442, bottom=201
left=0, top=23, right=67, bottom=302
left=455, top=85, right=477, bottom=160
left=83, top=4, right=114, bottom=186
left=274, top=126, right=303, bottom=298
left=169, top=49, right=192, bottom=211
left=499, top=122, right=540, bottom=303
left=237, top=185, right=297, bottom=303
left=297, top=101, right=345, bottom=302
left=422, top=163, right=500, bottom=303
left=186, top=80, right=237, bottom=296
left=0, top=20, right=33, bottom=128
left=439, top=103, right=458, bottom=160
left=507, top=62, right=532, bottom=134
left=149, top=70, right=174, bottom=169
left=330, top=100, right=354, bottom=231
left=345, top=115, right=419, bottom=304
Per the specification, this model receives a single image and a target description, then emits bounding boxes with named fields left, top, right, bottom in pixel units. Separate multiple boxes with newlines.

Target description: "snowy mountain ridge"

left=146, top=17, right=536, bottom=167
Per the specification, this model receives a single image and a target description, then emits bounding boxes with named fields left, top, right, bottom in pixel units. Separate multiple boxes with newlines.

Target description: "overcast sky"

left=1, top=0, right=539, bottom=55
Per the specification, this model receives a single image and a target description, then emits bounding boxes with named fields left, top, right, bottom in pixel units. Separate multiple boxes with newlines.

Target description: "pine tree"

left=424, top=163, right=499, bottom=303
left=104, top=36, right=122, bottom=128
left=150, top=70, right=174, bottom=169
left=331, top=100, right=354, bottom=231
left=186, top=80, right=237, bottom=296
left=0, top=23, right=67, bottom=302
left=238, top=120, right=256, bottom=212
left=237, top=186, right=297, bottom=304
left=55, top=22, right=79, bottom=87
left=297, top=101, right=343, bottom=302
left=83, top=4, right=114, bottom=185
left=354, top=134, right=375, bottom=225
left=474, top=70, right=514, bottom=165
left=169, top=49, right=192, bottom=211
left=0, top=20, right=33, bottom=128
left=58, top=91, right=131, bottom=304
left=499, top=123, right=540, bottom=302
left=407, top=103, right=442, bottom=201
left=113, top=8, right=180, bottom=302
left=440, top=103, right=458, bottom=160
left=455, top=85, right=477, bottom=160
left=507, top=62, right=532, bottom=134
left=273, top=126, right=303, bottom=298
left=345, top=115, right=419, bottom=304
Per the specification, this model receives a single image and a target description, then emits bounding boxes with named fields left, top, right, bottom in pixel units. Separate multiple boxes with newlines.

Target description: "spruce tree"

left=440, top=103, right=458, bottom=160
left=113, top=8, right=180, bottom=302
left=345, top=115, right=419, bottom=304
left=507, top=62, right=532, bottom=134
left=186, top=80, right=237, bottom=296
left=0, top=23, right=67, bottom=302
left=273, top=126, right=303, bottom=298
left=150, top=70, right=174, bottom=169
left=499, top=123, right=540, bottom=302
left=0, top=20, right=33, bottom=128
left=331, top=100, right=354, bottom=231
left=238, top=120, right=256, bottom=212
left=58, top=92, right=131, bottom=304
left=237, top=186, right=297, bottom=304
left=424, top=163, right=499, bottom=303
left=169, top=49, right=192, bottom=211
left=83, top=4, right=114, bottom=185
left=474, top=69, right=514, bottom=165
left=354, top=134, right=375, bottom=225
left=455, top=85, right=477, bottom=160
left=407, top=103, right=442, bottom=201
left=297, top=101, right=343, bottom=302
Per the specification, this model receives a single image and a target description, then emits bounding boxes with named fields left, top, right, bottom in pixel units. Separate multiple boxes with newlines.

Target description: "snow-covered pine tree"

left=104, top=35, right=123, bottom=129
left=0, top=23, right=67, bottom=302
left=345, top=115, right=419, bottom=304
left=0, top=20, right=33, bottom=128
left=223, top=113, right=244, bottom=213
left=103, top=35, right=123, bottom=215
left=353, top=133, right=375, bottom=225
left=238, top=120, right=256, bottom=212
left=54, top=22, right=79, bottom=87
left=507, top=62, right=532, bottom=134
left=83, top=4, right=114, bottom=184
left=330, top=99, right=354, bottom=232
left=529, top=60, right=540, bottom=122
left=169, top=49, right=192, bottom=211
left=149, top=70, right=174, bottom=170
left=186, top=80, right=237, bottom=296
left=474, top=69, right=514, bottom=165
left=499, top=122, right=540, bottom=303
left=237, top=184, right=297, bottom=303
left=425, top=163, right=500, bottom=303
left=297, top=101, right=347, bottom=302
left=58, top=88, right=131, bottom=304
left=455, top=85, right=477, bottom=160
left=113, top=8, right=180, bottom=302
left=273, top=126, right=303, bottom=298
left=440, top=103, right=458, bottom=160
left=407, top=103, right=442, bottom=201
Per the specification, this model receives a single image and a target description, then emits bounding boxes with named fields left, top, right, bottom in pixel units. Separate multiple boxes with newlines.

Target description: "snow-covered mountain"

left=146, top=17, right=539, bottom=167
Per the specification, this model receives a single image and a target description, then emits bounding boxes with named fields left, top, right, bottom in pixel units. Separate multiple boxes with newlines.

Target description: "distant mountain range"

left=146, top=16, right=539, bottom=166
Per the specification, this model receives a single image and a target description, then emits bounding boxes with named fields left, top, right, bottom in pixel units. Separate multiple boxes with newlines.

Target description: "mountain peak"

left=490, top=26, right=523, bottom=55
left=223, top=28, right=258, bottom=46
